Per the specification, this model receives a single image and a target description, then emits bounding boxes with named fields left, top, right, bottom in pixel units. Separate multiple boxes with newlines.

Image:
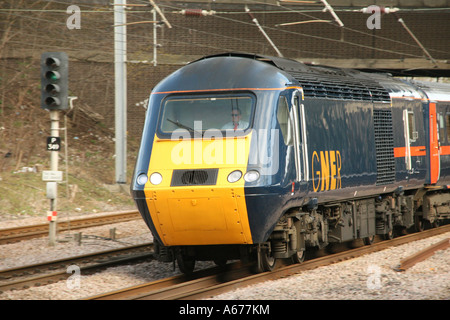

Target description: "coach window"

left=446, top=113, right=450, bottom=142
left=408, top=111, right=418, bottom=142
left=438, top=113, right=446, bottom=143
left=277, top=95, right=293, bottom=146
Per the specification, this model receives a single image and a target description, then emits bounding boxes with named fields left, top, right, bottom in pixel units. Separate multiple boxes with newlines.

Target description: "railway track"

left=85, top=224, right=450, bottom=300
left=0, top=210, right=140, bottom=244
left=0, top=243, right=153, bottom=293
left=395, top=237, right=450, bottom=271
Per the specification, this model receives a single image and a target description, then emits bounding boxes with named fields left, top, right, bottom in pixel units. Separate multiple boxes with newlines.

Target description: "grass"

left=0, top=140, right=138, bottom=219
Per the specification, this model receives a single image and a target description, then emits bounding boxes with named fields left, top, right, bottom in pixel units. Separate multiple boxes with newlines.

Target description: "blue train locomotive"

left=131, top=53, right=450, bottom=273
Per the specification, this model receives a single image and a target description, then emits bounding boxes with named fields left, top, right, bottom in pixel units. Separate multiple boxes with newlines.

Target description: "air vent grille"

left=373, top=109, right=395, bottom=185
left=288, top=71, right=391, bottom=102
left=171, top=169, right=218, bottom=186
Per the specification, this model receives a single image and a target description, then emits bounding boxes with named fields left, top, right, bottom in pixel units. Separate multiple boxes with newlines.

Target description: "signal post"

left=40, top=52, right=68, bottom=246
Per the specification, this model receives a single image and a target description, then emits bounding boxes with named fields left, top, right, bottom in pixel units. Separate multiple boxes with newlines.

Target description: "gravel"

left=211, top=233, right=450, bottom=300
left=0, top=213, right=448, bottom=300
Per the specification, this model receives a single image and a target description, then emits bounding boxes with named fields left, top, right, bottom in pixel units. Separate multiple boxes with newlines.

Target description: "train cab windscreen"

left=158, top=94, right=254, bottom=136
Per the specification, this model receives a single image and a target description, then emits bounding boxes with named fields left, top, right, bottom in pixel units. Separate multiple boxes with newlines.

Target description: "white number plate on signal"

left=42, top=170, right=63, bottom=182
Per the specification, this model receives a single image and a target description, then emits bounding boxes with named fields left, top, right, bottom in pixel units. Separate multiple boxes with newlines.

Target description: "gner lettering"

left=312, top=150, right=342, bottom=192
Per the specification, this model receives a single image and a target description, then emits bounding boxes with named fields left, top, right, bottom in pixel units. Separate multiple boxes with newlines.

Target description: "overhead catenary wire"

left=113, top=20, right=158, bottom=27
left=1, top=1, right=447, bottom=82
left=274, top=0, right=342, bottom=28
left=2, top=5, right=442, bottom=63
left=243, top=0, right=449, bottom=61
left=211, top=7, right=442, bottom=61
left=1, top=0, right=448, bottom=64
left=0, top=1, right=446, bottom=59
left=279, top=0, right=318, bottom=3
left=276, top=19, right=331, bottom=26
left=244, top=0, right=449, bottom=54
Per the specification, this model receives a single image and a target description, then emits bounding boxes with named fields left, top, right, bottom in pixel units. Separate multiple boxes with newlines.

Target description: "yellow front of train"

left=138, top=93, right=256, bottom=247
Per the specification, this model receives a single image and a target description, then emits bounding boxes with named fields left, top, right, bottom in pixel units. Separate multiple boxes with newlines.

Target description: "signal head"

left=40, top=52, right=68, bottom=110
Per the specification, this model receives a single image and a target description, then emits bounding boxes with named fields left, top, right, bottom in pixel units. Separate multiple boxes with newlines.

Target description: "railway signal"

left=40, top=52, right=69, bottom=110
left=40, top=52, right=70, bottom=246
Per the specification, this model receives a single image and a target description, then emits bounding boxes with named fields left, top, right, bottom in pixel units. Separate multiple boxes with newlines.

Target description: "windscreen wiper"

left=167, top=118, right=202, bottom=135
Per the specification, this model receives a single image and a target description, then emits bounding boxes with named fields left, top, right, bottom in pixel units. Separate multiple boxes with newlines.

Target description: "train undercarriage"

left=153, top=188, right=450, bottom=274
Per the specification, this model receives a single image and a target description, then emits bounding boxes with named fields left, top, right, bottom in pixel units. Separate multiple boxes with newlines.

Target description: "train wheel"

left=260, top=249, right=279, bottom=272
left=177, top=255, right=195, bottom=274
left=432, top=220, right=440, bottom=228
left=363, top=235, right=375, bottom=245
left=292, top=220, right=305, bottom=264
left=383, top=230, right=394, bottom=240
left=292, top=249, right=305, bottom=264
left=415, top=216, right=425, bottom=232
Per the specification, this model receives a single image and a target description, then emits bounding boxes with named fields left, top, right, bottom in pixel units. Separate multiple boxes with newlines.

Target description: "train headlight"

left=227, top=170, right=242, bottom=183
left=244, top=170, right=260, bottom=182
left=149, top=172, right=163, bottom=185
left=136, top=173, right=148, bottom=185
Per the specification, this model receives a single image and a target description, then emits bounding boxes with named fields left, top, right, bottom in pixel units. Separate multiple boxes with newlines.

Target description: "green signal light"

left=45, top=71, right=60, bottom=82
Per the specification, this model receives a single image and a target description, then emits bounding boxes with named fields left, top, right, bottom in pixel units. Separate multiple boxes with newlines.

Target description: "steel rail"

left=0, top=242, right=153, bottom=293
left=395, top=237, right=450, bottom=271
left=0, top=210, right=140, bottom=244
left=85, top=262, right=247, bottom=300
left=176, top=224, right=450, bottom=300
left=85, top=224, right=450, bottom=300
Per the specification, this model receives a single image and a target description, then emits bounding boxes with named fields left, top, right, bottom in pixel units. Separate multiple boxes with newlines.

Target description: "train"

left=131, top=52, right=450, bottom=274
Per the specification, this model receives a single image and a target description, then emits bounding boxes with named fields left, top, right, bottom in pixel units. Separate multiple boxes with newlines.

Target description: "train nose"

left=140, top=133, right=255, bottom=246
left=144, top=174, right=253, bottom=246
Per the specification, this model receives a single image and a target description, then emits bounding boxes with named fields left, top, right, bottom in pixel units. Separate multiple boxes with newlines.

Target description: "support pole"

left=149, top=0, right=172, bottom=28
left=114, top=0, right=127, bottom=184
left=395, top=15, right=438, bottom=67
left=320, top=0, right=344, bottom=27
left=48, top=110, right=59, bottom=246
left=245, top=6, right=283, bottom=57
left=153, top=9, right=157, bottom=66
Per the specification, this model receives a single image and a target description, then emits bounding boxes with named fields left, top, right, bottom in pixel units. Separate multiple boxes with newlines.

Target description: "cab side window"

left=277, top=95, right=293, bottom=146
